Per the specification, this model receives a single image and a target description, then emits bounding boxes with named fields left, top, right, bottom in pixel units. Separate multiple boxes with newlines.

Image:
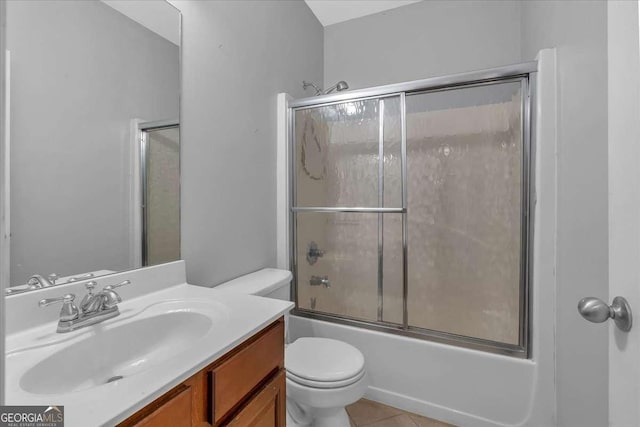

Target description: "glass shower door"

left=289, top=73, right=531, bottom=355
left=405, top=81, right=526, bottom=345
left=293, top=96, right=404, bottom=324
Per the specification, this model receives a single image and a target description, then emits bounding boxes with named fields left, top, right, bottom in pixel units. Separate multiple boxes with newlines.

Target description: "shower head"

left=323, top=80, right=349, bottom=95
left=336, top=81, right=349, bottom=91
left=303, top=80, right=350, bottom=96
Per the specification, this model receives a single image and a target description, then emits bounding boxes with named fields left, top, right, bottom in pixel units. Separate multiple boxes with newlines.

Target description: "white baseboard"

left=365, top=386, right=506, bottom=427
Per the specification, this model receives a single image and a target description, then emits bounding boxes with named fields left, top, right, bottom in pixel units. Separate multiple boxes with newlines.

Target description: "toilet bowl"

left=214, top=268, right=368, bottom=427
left=285, top=337, right=367, bottom=427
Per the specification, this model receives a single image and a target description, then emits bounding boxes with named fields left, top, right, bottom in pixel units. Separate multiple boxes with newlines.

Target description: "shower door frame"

left=138, top=119, right=180, bottom=267
left=288, top=61, right=536, bottom=358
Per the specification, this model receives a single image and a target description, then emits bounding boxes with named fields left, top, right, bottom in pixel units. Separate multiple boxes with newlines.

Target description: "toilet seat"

left=287, top=366, right=366, bottom=389
left=285, top=337, right=365, bottom=389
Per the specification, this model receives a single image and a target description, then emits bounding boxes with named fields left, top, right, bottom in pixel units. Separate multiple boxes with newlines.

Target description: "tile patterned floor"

left=346, top=399, right=456, bottom=427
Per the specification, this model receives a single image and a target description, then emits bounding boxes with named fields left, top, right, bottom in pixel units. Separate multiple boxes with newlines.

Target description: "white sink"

left=5, top=281, right=293, bottom=427
left=20, top=310, right=212, bottom=394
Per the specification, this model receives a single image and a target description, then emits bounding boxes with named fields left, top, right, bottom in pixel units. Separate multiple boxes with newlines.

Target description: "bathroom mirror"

left=4, top=0, right=181, bottom=293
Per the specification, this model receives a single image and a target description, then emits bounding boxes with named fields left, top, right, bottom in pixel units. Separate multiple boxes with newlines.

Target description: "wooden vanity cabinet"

left=119, top=318, right=285, bottom=427
left=226, top=370, right=286, bottom=427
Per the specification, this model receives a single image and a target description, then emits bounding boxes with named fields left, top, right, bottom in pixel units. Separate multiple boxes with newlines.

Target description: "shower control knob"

left=578, top=296, right=632, bottom=332
left=306, top=241, right=325, bottom=265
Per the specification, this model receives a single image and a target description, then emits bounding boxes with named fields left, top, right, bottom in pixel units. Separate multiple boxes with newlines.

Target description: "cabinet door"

left=209, top=321, right=284, bottom=425
left=225, top=370, right=286, bottom=427
left=129, top=384, right=192, bottom=427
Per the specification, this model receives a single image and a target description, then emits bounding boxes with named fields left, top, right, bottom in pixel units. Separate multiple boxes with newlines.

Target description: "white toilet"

left=215, top=268, right=368, bottom=427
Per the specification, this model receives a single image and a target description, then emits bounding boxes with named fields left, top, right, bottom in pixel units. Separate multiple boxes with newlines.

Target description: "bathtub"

left=289, top=313, right=553, bottom=427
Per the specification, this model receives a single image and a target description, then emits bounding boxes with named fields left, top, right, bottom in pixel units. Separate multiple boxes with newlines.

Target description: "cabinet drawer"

left=210, top=321, right=284, bottom=425
left=226, top=370, right=286, bottom=427
left=124, top=384, right=192, bottom=427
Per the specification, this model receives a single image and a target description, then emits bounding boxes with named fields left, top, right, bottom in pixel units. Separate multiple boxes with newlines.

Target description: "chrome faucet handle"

left=39, top=293, right=79, bottom=322
left=27, top=276, right=44, bottom=289
left=100, top=280, right=129, bottom=310
left=39, top=293, right=75, bottom=307
left=104, top=280, right=130, bottom=291
left=28, top=274, right=54, bottom=288
left=48, top=273, right=58, bottom=285
left=102, top=290, right=123, bottom=309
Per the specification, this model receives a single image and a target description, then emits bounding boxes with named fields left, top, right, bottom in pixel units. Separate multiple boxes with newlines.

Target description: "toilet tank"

left=214, top=268, right=292, bottom=301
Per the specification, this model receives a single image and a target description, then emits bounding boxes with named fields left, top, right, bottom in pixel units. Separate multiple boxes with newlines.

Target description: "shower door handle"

left=578, top=296, right=632, bottom=331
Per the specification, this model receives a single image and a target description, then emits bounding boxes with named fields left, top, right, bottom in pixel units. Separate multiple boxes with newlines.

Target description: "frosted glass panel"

left=294, top=97, right=401, bottom=208
left=382, top=213, right=403, bottom=324
left=145, top=126, right=180, bottom=266
left=296, top=212, right=379, bottom=322
left=406, top=82, right=523, bottom=344
left=382, top=97, right=402, bottom=208
left=295, top=211, right=403, bottom=324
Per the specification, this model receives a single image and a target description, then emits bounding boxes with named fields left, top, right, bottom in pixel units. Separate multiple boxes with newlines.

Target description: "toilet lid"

left=285, top=338, right=365, bottom=383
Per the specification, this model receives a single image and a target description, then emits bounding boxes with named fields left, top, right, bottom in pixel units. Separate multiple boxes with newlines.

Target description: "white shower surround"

left=276, top=48, right=558, bottom=426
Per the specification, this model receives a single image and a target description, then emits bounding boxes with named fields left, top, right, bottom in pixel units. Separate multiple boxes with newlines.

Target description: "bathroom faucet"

left=310, top=275, right=330, bottom=288
left=39, top=279, right=131, bottom=333
left=5, top=273, right=56, bottom=295
left=27, top=274, right=56, bottom=289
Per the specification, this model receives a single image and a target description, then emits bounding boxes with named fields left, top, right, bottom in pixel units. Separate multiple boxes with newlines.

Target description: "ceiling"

left=305, top=0, right=422, bottom=27
left=101, top=0, right=180, bottom=45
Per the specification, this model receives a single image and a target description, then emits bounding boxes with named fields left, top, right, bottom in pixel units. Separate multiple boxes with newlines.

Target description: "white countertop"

left=5, top=282, right=293, bottom=426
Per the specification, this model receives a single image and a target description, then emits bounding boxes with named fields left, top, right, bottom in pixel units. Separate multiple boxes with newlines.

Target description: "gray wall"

left=323, top=0, right=522, bottom=90
left=7, top=0, right=179, bottom=284
left=176, top=0, right=323, bottom=286
left=521, top=2, right=609, bottom=426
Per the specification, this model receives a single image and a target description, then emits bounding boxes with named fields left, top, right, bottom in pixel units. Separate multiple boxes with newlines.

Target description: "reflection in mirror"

left=141, top=122, right=180, bottom=267
left=5, top=0, right=180, bottom=294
